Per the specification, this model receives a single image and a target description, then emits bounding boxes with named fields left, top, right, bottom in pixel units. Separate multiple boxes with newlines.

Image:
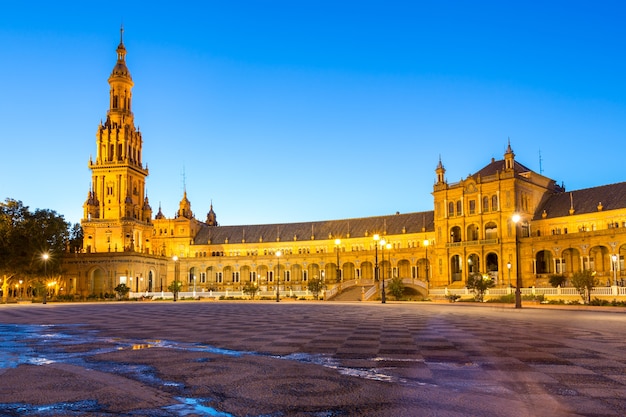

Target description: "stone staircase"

left=329, top=285, right=373, bottom=301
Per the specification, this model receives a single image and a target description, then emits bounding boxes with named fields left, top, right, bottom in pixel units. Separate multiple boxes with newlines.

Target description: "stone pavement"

left=0, top=301, right=625, bottom=416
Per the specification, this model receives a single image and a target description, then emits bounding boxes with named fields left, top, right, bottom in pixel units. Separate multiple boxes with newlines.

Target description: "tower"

left=82, top=28, right=153, bottom=254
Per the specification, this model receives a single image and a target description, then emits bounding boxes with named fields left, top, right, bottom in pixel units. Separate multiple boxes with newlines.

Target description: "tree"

left=307, top=277, right=326, bottom=300
left=548, top=274, right=567, bottom=288
left=571, top=270, right=597, bottom=304
left=69, top=223, right=84, bottom=253
left=242, top=281, right=259, bottom=299
left=168, top=280, right=183, bottom=301
left=388, top=276, right=405, bottom=300
left=114, top=283, right=131, bottom=300
left=466, top=273, right=495, bottom=302
left=0, top=200, right=69, bottom=299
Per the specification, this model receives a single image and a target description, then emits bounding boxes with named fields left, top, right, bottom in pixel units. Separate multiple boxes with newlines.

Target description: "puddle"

left=0, top=324, right=428, bottom=416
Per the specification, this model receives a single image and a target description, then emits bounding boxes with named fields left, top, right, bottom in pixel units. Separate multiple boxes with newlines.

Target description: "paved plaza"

left=0, top=301, right=625, bottom=416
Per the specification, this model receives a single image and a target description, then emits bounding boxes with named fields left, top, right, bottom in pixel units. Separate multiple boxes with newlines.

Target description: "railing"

left=429, top=285, right=626, bottom=298
left=362, top=284, right=378, bottom=301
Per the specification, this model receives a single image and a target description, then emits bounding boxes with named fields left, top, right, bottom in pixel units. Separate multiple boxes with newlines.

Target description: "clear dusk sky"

left=1, top=1, right=625, bottom=227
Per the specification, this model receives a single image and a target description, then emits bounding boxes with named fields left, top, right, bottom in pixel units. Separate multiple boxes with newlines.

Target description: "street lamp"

left=373, top=234, right=380, bottom=282
left=611, top=254, right=618, bottom=286
left=276, top=250, right=282, bottom=302
left=380, top=238, right=387, bottom=304
left=335, top=238, right=341, bottom=283
left=173, top=255, right=179, bottom=301
left=42, top=253, right=49, bottom=304
left=512, top=214, right=522, bottom=308
left=423, top=239, right=429, bottom=285
left=506, top=261, right=512, bottom=288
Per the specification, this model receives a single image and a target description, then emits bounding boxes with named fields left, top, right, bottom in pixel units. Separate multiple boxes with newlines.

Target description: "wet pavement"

left=0, top=301, right=625, bottom=416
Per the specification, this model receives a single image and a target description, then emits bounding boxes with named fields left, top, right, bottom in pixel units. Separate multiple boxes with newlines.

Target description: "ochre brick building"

left=62, top=34, right=626, bottom=298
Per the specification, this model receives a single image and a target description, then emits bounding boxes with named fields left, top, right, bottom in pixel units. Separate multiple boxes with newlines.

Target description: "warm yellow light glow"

left=42, top=253, right=49, bottom=261
left=386, top=243, right=392, bottom=250
left=276, top=250, right=282, bottom=257
left=172, top=255, right=178, bottom=261
left=373, top=234, right=380, bottom=241
left=380, top=238, right=386, bottom=246
left=512, top=214, right=521, bottom=223
left=423, top=239, right=429, bottom=247
left=335, top=238, right=341, bottom=245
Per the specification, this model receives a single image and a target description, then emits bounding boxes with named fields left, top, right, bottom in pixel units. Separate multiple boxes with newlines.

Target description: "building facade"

left=61, top=34, right=626, bottom=298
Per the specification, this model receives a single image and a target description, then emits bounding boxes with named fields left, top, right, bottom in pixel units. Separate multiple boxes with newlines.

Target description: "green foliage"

left=114, top=283, right=131, bottom=299
left=168, top=280, right=183, bottom=297
left=387, top=276, right=405, bottom=300
left=466, top=273, right=495, bottom=302
left=242, top=281, right=259, bottom=299
left=548, top=274, right=567, bottom=287
left=571, top=270, right=598, bottom=304
left=0, top=199, right=69, bottom=281
left=307, top=277, right=326, bottom=300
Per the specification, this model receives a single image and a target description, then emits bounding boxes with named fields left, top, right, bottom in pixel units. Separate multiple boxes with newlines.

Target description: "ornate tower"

left=82, top=28, right=153, bottom=253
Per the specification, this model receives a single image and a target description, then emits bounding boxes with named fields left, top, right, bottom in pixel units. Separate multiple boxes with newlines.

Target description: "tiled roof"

left=471, top=159, right=532, bottom=179
left=193, top=211, right=434, bottom=245
left=534, top=182, right=626, bottom=220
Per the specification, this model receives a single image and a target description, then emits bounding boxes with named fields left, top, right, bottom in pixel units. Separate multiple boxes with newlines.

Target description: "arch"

left=485, top=252, right=499, bottom=283
left=467, top=224, right=479, bottom=241
left=148, top=270, right=154, bottom=292
left=343, top=262, right=356, bottom=280
left=397, top=259, right=411, bottom=279
left=223, top=266, right=233, bottom=285
left=535, top=250, right=553, bottom=274
left=450, top=226, right=461, bottom=242
left=448, top=201, right=455, bottom=217
left=561, top=247, right=581, bottom=275
left=307, top=263, right=321, bottom=281
left=467, top=253, right=480, bottom=274
left=589, top=245, right=611, bottom=282
left=450, top=254, right=462, bottom=282
left=240, top=265, right=252, bottom=282
left=360, top=261, right=374, bottom=280
left=484, top=222, right=498, bottom=240
left=88, top=267, right=107, bottom=296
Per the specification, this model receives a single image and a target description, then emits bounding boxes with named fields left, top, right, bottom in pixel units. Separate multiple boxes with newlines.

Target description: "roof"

left=471, top=159, right=532, bottom=179
left=193, top=211, right=434, bottom=245
left=534, top=182, right=626, bottom=220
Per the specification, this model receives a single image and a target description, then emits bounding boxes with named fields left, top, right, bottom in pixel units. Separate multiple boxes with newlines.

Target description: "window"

left=285, top=271, right=291, bottom=282
left=483, top=196, right=489, bottom=212
left=448, top=202, right=455, bottom=217
left=491, top=195, right=498, bottom=211
left=250, top=271, right=257, bottom=282
left=268, top=271, right=274, bottom=282
left=469, top=200, right=476, bottom=215
left=555, top=259, right=565, bottom=274
left=302, top=270, right=308, bottom=281
left=200, top=272, right=206, bottom=283
left=216, top=272, right=223, bottom=283
left=456, top=200, right=462, bottom=216
left=232, top=271, right=240, bottom=283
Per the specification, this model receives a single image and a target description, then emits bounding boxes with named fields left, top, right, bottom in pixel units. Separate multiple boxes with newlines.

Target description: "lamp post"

left=193, top=275, right=197, bottom=298
left=512, top=214, right=522, bottom=308
left=506, top=261, right=512, bottom=288
left=612, top=254, right=618, bottom=286
left=373, top=234, right=380, bottom=283
left=335, top=238, right=341, bottom=283
left=276, top=250, right=282, bottom=302
left=173, top=255, right=179, bottom=301
left=423, top=239, right=429, bottom=285
left=42, top=253, right=49, bottom=304
left=380, top=238, right=387, bottom=304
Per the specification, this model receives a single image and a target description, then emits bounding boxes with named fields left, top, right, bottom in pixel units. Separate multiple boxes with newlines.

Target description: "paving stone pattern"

left=0, top=302, right=625, bottom=416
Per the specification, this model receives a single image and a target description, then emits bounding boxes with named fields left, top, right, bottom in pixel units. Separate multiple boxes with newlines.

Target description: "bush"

left=445, top=294, right=460, bottom=303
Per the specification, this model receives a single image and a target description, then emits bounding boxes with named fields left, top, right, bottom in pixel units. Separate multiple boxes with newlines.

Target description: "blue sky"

left=1, top=1, right=625, bottom=227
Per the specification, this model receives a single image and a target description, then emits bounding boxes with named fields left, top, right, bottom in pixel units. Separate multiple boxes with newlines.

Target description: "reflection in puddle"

left=0, top=324, right=416, bottom=416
